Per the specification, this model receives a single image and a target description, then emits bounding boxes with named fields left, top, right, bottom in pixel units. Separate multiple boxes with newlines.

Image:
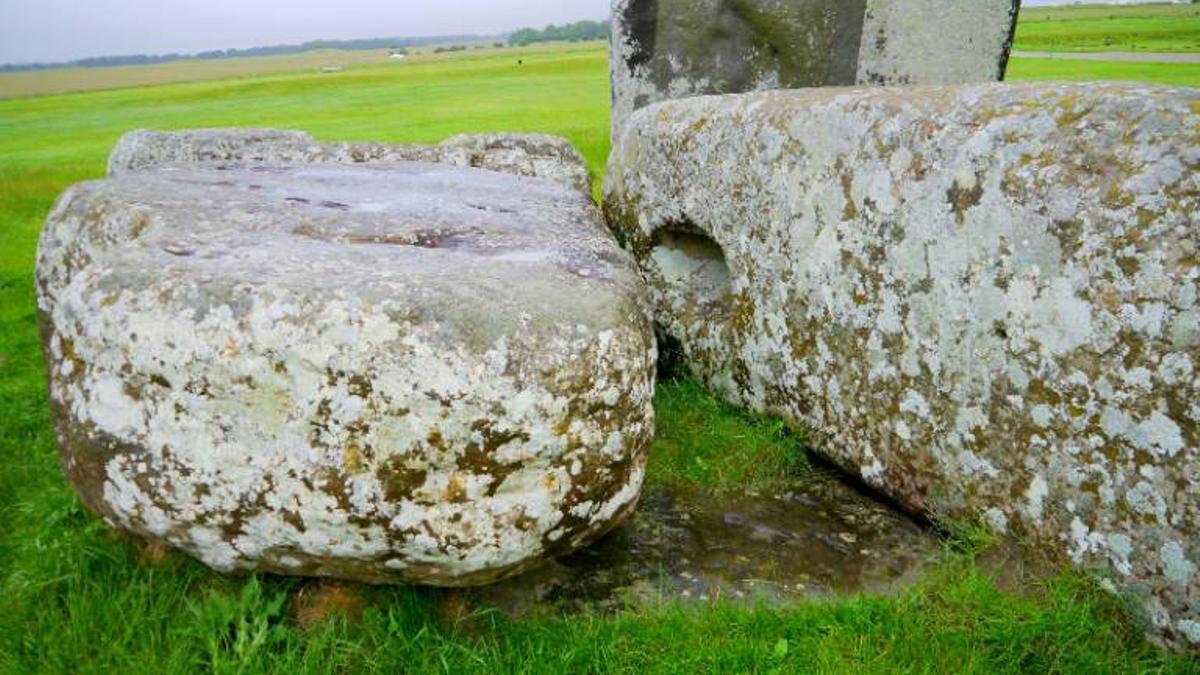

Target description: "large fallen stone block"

left=38, top=161, right=655, bottom=585
left=108, top=128, right=593, bottom=196
left=604, top=82, right=1200, bottom=649
left=610, top=0, right=1019, bottom=138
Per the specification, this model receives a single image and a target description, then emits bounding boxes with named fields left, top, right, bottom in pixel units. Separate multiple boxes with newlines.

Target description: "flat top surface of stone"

left=106, top=128, right=594, bottom=197
left=53, top=161, right=634, bottom=344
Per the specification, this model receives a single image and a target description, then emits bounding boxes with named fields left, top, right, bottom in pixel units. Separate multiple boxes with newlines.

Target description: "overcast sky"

left=0, top=0, right=1144, bottom=66
left=0, top=0, right=609, bottom=64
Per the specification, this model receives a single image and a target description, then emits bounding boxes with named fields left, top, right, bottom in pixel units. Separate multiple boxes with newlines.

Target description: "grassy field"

left=3, top=3, right=1198, bottom=100
left=1007, top=57, right=1200, bottom=87
left=0, top=41, right=540, bottom=100
left=2, top=10, right=1200, bottom=675
left=0, top=49, right=392, bottom=99
left=1014, top=2, right=1200, bottom=53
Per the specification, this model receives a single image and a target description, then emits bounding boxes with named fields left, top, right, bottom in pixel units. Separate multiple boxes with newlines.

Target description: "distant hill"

left=508, top=21, right=608, bottom=47
left=1, top=17, right=614, bottom=73
left=0, top=34, right=496, bottom=73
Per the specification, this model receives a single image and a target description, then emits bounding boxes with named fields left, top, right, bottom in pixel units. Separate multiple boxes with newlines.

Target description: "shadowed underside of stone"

left=604, top=82, right=1200, bottom=649
left=38, top=161, right=655, bottom=586
left=108, top=128, right=594, bottom=196
left=609, top=0, right=1020, bottom=138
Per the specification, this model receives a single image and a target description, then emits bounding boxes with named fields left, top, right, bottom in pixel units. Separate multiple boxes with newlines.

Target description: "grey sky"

left=0, top=0, right=609, bottom=64
left=0, top=0, right=1156, bottom=66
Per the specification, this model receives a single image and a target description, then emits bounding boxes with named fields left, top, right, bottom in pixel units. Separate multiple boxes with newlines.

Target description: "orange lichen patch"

left=1095, top=284, right=1122, bottom=313
left=344, top=440, right=364, bottom=473
left=841, top=173, right=858, bottom=221
left=291, top=581, right=368, bottom=631
left=443, top=473, right=468, bottom=503
left=128, top=212, right=151, bottom=238
left=1056, top=103, right=1091, bottom=128
left=1103, top=183, right=1135, bottom=210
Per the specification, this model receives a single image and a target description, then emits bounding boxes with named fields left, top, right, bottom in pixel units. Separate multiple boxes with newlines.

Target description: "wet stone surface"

left=474, top=470, right=939, bottom=615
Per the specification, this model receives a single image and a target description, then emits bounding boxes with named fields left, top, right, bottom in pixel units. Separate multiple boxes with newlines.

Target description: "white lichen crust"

left=108, top=128, right=594, bottom=196
left=38, top=161, right=656, bottom=586
left=604, top=82, right=1200, bottom=649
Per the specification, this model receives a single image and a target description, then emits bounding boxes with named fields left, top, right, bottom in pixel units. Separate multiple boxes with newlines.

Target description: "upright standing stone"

left=605, top=82, right=1200, bottom=650
left=610, top=0, right=1019, bottom=139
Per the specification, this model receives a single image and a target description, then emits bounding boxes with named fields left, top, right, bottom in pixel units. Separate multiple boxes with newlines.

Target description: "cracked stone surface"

left=604, top=82, right=1200, bottom=650
left=37, top=161, right=656, bottom=586
left=108, top=128, right=594, bottom=196
left=609, top=0, right=1019, bottom=139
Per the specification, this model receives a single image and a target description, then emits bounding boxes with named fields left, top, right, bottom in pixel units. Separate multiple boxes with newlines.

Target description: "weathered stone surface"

left=38, top=161, right=655, bottom=586
left=610, top=0, right=1019, bottom=138
left=108, top=128, right=593, bottom=196
left=604, top=82, right=1200, bottom=649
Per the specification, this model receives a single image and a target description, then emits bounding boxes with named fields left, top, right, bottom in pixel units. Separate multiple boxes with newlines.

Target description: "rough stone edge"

left=107, top=128, right=594, bottom=197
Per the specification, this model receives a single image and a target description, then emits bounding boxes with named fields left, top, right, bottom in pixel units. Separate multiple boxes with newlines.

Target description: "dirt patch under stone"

left=292, top=581, right=370, bottom=630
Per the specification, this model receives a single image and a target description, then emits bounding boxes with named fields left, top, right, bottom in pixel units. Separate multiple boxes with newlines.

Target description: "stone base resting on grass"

left=37, top=161, right=656, bottom=586
left=610, top=0, right=1019, bottom=139
left=604, top=82, right=1200, bottom=649
left=108, top=128, right=594, bottom=196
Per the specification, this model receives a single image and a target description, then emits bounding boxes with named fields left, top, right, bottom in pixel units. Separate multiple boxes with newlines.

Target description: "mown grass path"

left=1014, top=50, right=1200, bottom=64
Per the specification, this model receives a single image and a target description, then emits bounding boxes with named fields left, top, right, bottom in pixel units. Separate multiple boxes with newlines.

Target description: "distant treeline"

left=508, top=21, right=608, bottom=47
left=0, top=34, right=492, bottom=72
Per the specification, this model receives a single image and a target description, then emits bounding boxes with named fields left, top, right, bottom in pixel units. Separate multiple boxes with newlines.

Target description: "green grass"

left=1007, top=57, right=1200, bottom=88
left=2, top=542, right=1190, bottom=674
left=1014, top=2, right=1200, bottom=53
left=1, top=31, right=1199, bottom=675
left=649, top=379, right=811, bottom=493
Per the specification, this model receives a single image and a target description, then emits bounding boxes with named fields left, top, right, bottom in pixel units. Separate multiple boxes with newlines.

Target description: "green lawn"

left=1014, top=2, right=1200, bottom=53
left=1, top=33, right=1199, bottom=675
left=1007, top=57, right=1200, bottom=88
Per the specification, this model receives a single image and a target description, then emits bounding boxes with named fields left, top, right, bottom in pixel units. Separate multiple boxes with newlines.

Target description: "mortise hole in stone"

left=648, top=226, right=732, bottom=310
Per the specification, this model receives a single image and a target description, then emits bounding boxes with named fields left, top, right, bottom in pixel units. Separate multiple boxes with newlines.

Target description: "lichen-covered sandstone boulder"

left=610, top=0, right=1019, bottom=138
left=38, top=161, right=655, bottom=585
left=604, top=82, right=1200, bottom=649
left=108, top=128, right=593, bottom=196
